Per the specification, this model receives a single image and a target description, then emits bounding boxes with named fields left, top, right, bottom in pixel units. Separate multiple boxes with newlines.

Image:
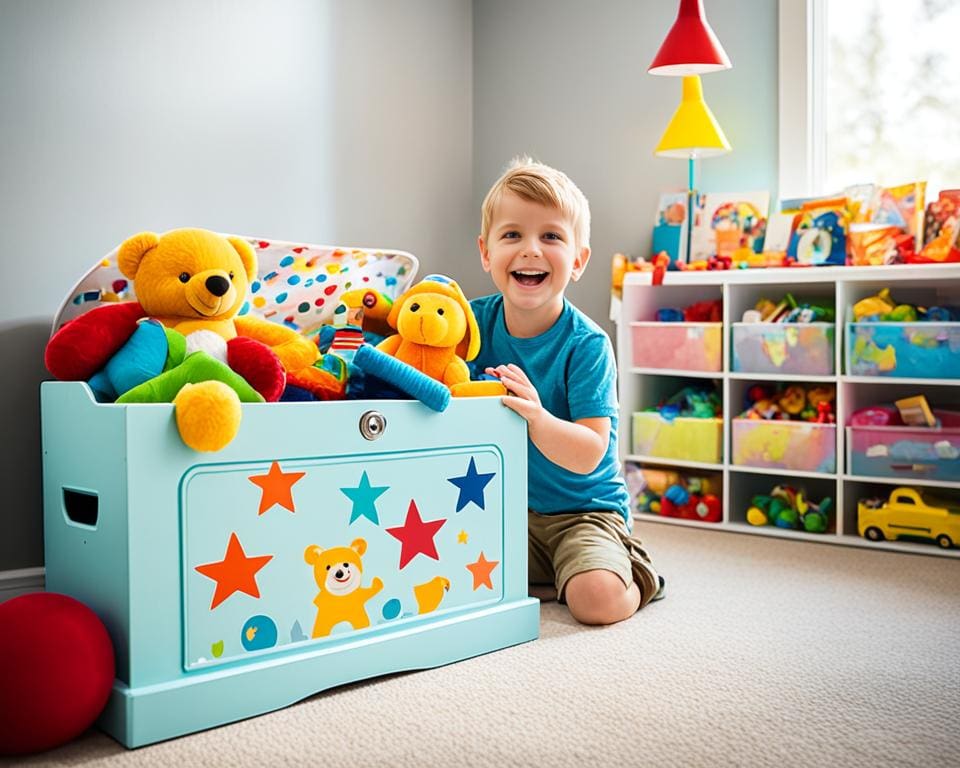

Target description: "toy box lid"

left=52, top=235, right=419, bottom=336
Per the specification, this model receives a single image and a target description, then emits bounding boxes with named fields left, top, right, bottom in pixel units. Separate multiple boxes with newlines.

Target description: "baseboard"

left=0, top=567, right=45, bottom=602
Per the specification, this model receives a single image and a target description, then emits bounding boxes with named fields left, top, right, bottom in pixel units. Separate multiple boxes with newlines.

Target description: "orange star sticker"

left=466, top=551, right=499, bottom=591
left=248, top=461, right=306, bottom=515
left=194, top=532, right=273, bottom=610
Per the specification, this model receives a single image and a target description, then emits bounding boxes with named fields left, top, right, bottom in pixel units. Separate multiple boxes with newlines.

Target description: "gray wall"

left=0, top=0, right=472, bottom=572
left=0, top=0, right=776, bottom=575
left=467, top=0, right=779, bottom=324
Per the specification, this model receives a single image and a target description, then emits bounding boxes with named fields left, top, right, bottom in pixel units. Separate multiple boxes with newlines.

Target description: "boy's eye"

left=543, top=232, right=562, bottom=241
left=502, top=231, right=520, bottom=239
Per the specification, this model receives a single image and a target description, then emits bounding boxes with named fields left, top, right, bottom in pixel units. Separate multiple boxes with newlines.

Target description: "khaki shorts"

left=527, top=509, right=662, bottom=608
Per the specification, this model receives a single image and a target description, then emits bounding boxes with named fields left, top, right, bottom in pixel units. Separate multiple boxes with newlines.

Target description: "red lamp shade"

left=649, top=0, right=732, bottom=76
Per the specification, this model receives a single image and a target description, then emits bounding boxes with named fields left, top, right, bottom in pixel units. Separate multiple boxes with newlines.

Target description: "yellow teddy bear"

left=304, top=538, right=383, bottom=638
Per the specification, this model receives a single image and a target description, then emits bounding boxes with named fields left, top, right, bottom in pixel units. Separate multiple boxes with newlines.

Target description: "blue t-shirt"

left=469, top=294, right=630, bottom=523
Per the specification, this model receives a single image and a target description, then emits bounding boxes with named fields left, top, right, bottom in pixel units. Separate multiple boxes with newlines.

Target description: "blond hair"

left=480, top=157, right=591, bottom=251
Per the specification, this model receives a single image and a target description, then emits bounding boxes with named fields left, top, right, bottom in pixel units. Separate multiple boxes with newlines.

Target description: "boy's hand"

left=485, top=364, right=544, bottom=425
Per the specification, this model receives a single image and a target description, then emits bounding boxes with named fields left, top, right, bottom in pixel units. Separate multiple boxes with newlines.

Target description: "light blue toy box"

left=40, top=238, right=538, bottom=748
left=846, top=321, right=960, bottom=378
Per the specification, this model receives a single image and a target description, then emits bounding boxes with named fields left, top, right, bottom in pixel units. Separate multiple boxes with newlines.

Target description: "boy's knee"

left=563, top=569, right=638, bottom=625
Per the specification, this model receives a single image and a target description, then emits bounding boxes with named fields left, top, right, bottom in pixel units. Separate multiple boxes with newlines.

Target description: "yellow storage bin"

left=632, top=412, right=723, bottom=464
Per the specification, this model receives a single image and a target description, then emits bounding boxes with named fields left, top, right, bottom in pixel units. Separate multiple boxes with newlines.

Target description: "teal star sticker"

left=340, top=471, right=389, bottom=525
left=447, top=457, right=496, bottom=512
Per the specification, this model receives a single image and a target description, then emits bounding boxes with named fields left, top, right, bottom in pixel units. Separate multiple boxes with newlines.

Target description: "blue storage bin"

left=846, top=322, right=960, bottom=378
left=41, top=382, right=538, bottom=747
left=847, top=411, right=960, bottom=482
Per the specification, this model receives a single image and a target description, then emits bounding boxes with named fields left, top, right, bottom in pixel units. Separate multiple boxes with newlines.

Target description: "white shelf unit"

left=617, top=263, right=960, bottom=558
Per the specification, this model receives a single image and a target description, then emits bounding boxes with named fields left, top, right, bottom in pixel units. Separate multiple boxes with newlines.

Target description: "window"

left=778, top=0, right=960, bottom=199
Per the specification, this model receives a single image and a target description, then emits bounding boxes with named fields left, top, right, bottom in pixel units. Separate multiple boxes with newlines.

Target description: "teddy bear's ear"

left=350, top=538, right=367, bottom=557
left=386, top=290, right=408, bottom=331
left=226, top=237, right=258, bottom=282
left=117, top=232, right=160, bottom=280
left=449, top=280, right=481, bottom=361
left=304, top=544, right=324, bottom=565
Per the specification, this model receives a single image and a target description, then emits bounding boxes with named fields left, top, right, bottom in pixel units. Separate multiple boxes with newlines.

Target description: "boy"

left=471, top=157, right=663, bottom=626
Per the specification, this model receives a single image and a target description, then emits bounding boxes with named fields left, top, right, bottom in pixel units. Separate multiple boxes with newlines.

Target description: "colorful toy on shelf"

left=628, top=466, right=721, bottom=524
left=857, top=487, right=960, bottom=549
left=740, top=383, right=835, bottom=424
left=653, top=384, right=723, bottom=422
left=746, top=485, right=831, bottom=533
left=654, top=298, right=723, bottom=323
left=742, top=293, right=834, bottom=324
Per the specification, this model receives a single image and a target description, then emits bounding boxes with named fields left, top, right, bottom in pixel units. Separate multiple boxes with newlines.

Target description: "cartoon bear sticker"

left=304, top=538, right=383, bottom=638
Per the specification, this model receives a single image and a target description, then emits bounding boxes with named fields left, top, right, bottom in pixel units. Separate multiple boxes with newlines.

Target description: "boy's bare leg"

left=529, top=584, right=558, bottom=602
left=563, top=569, right=641, bottom=625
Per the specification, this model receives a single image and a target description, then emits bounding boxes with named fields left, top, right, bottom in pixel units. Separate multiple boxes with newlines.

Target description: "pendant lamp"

left=649, top=0, right=732, bottom=76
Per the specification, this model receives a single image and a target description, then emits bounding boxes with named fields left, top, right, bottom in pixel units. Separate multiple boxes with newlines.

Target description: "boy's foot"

left=651, top=575, right=666, bottom=602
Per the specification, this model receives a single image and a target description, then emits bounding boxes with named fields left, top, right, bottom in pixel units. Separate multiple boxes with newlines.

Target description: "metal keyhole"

left=359, top=410, right=386, bottom=441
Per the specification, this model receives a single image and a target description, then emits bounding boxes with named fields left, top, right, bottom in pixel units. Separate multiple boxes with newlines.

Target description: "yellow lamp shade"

left=655, top=75, right=731, bottom=158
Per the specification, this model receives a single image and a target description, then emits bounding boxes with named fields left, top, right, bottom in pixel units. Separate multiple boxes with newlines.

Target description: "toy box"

left=731, top=419, right=836, bottom=473
left=40, top=238, right=538, bottom=748
left=632, top=412, right=723, bottom=464
left=630, top=322, right=722, bottom=372
left=847, top=410, right=960, bottom=482
left=731, top=322, right=834, bottom=375
left=847, top=322, right=960, bottom=378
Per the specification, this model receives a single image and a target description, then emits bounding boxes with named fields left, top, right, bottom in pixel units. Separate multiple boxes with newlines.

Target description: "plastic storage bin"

left=847, top=322, right=960, bottom=378
left=847, top=410, right=960, bottom=482
left=630, top=322, right=722, bottom=372
left=732, top=419, right=836, bottom=473
left=731, top=323, right=834, bottom=375
left=632, top=412, right=723, bottom=464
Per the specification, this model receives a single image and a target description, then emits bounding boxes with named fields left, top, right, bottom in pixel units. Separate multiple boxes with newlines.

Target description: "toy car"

left=857, top=487, right=960, bottom=549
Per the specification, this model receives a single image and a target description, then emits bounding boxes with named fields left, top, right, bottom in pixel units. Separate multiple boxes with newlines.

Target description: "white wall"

left=468, top=0, right=779, bottom=326
left=0, top=0, right=472, bottom=571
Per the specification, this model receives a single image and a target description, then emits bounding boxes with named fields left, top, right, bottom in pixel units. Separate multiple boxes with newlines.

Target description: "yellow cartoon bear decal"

left=304, top=538, right=383, bottom=638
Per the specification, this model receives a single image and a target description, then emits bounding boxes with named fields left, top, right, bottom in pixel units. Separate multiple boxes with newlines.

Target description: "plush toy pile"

left=44, top=229, right=504, bottom=452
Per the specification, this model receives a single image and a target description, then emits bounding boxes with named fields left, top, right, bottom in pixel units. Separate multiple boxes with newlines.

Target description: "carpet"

left=8, top=523, right=960, bottom=768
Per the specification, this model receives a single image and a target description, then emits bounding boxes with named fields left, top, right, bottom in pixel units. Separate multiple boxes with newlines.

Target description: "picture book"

left=689, top=191, right=770, bottom=263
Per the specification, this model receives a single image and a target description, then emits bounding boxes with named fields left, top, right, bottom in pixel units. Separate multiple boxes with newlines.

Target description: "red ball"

left=0, top=593, right=115, bottom=755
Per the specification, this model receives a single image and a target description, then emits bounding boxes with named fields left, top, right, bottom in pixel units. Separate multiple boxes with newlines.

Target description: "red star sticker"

left=248, top=461, right=306, bottom=515
left=386, top=500, right=446, bottom=569
left=466, top=551, right=499, bottom=591
left=194, top=532, right=273, bottom=610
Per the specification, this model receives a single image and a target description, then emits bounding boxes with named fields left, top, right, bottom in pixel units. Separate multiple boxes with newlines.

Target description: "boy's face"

left=478, top=191, right=590, bottom=319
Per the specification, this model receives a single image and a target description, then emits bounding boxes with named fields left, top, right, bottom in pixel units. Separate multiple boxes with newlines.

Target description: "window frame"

left=778, top=0, right=826, bottom=199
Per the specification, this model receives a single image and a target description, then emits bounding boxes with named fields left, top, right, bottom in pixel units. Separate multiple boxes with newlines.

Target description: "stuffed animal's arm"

left=234, top=315, right=318, bottom=372
left=442, top=357, right=471, bottom=387
left=376, top=334, right=402, bottom=355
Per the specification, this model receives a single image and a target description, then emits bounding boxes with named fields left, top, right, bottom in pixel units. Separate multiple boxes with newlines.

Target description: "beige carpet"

left=8, top=523, right=960, bottom=768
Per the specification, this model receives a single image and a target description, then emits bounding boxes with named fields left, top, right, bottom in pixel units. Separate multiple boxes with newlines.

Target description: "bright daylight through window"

left=824, top=0, right=960, bottom=199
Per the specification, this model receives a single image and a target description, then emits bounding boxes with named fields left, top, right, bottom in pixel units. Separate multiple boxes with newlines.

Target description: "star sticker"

left=466, top=551, right=499, bottom=591
left=248, top=461, right=306, bottom=515
left=194, top=532, right=273, bottom=610
left=457, top=530, right=469, bottom=544
left=447, top=457, right=496, bottom=512
left=386, top=500, right=446, bottom=569
left=340, top=470, right=389, bottom=524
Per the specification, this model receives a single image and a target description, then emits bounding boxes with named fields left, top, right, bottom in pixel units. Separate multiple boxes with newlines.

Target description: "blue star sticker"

left=447, top=457, right=496, bottom=513
left=340, top=471, right=389, bottom=525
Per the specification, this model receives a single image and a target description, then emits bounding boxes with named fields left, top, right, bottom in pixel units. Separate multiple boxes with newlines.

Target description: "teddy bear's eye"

left=228, top=271, right=235, bottom=281
left=343, top=562, right=349, bottom=568
left=410, top=302, right=420, bottom=312
left=178, top=272, right=190, bottom=283
left=437, top=308, right=444, bottom=316
left=325, top=565, right=330, bottom=571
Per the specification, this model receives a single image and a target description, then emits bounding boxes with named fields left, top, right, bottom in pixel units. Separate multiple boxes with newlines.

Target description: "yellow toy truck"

left=857, top=487, right=960, bottom=549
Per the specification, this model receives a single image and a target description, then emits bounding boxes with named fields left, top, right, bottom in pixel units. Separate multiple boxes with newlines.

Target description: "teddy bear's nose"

left=205, top=275, right=230, bottom=297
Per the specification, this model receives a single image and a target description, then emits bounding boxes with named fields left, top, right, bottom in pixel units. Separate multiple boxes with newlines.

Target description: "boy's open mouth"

left=511, top=270, right=548, bottom=286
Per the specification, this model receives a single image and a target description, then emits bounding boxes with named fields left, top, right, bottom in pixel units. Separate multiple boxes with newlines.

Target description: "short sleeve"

left=566, top=330, right=618, bottom=422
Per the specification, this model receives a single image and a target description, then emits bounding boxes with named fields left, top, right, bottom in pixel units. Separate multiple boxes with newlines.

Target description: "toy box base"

left=42, top=382, right=537, bottom=748
left=102, top=598, right=539, bottom=748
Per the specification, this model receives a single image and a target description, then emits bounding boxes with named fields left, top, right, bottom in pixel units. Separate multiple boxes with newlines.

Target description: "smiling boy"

left=470, top=158, right=663, bottom=625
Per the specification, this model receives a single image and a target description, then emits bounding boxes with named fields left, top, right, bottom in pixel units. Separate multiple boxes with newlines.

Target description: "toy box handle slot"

left=63, top=488, right=99, bottom=528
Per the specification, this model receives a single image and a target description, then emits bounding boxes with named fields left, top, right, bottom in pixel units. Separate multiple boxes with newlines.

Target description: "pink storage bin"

left=732, top=419, right=836, bottom=473
left=630, top=322, right=722, bottom=372
left=847, top=410, right=960, bottom=482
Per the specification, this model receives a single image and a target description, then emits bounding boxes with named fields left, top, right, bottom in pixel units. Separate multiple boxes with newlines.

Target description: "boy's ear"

left=571, top=245, right=591, bottom=282
left=478, top=235, right=491, bottom=272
